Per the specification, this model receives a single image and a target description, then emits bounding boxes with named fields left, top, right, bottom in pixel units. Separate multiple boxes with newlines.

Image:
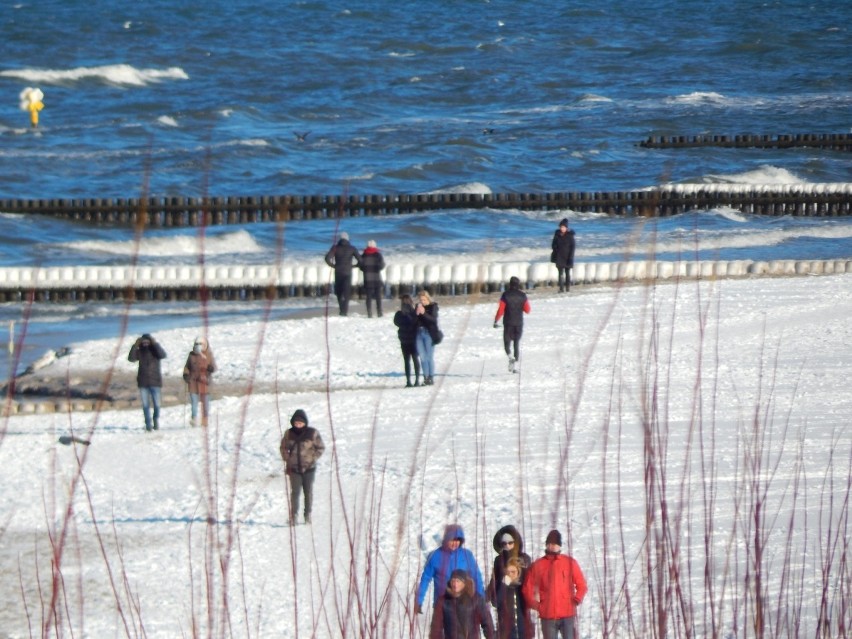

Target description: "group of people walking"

left=324, top=232, right=386, bottom=317
left=128, top=333, right=216, bottom=431
left=417, top=524, right=587, bottom=639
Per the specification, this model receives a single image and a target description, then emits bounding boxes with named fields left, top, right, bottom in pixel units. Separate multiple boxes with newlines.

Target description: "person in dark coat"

left=493, top=558, right=533, bottom=639
left=128, top=333, right=167, bottom=432
left=182, top=336, right=216, bottom=427
left=429, top=569, right=496, bottom=639
left=324, top=231, right=362, bottom=316
left=279, top=409, right=325, bottom=524
left=493, top=277, right=530, bottom=373
left=359, top=239, right=386, bottom=318
left=415, top=289, right=440, bottom=385
left=551, top=218, right=576, bottom=293
left=487, top=525, right=532, bottom=604
left=393, top=294, right=421, bottom=387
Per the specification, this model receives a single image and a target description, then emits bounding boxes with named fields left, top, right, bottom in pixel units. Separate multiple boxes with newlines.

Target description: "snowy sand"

left=1, top=273, right=850, bottom=637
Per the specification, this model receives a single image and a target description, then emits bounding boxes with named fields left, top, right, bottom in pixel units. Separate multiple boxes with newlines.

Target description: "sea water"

left=0, top=0, right=850, bottom=371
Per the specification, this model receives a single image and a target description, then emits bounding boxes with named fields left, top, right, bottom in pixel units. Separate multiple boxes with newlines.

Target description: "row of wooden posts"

left=639, top=132, right=852, bottom=150
left=1, top=188, right=850, bottom=227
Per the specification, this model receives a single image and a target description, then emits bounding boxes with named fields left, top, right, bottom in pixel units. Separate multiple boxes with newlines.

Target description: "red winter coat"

left=521, top=553, right=587, bottom=620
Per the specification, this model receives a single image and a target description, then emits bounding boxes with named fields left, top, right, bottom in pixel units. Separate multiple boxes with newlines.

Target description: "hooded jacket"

left=417, top=525, right=485, bottom=606
left=279, top=409, right=326, bottom=474
left=182, top=338, right=217, bottom=394
left=430, top=574, right=496, bottom=639
left=487, top=525, right=532, bottom=604
left=128, top=334, right=167, bottom=388
left=359, top=246, right=385, bottom=286
left=521, top=552, right=587, bottom=620
left=551, top=228, right=576, bottom=268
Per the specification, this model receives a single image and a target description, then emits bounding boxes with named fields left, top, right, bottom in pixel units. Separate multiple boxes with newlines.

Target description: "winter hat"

left=367, top=239, right=377, bottom=248
left=340, top=231, right=349, bottom=241
left=501, top=533, right=515, bottom=544
left=545, top=529, right=562, bottom=546
left=290, top=409, right=308, bottom=427
left=448, top=569, right=468, bottom=585
left=559, top=218, right=569, bottom=227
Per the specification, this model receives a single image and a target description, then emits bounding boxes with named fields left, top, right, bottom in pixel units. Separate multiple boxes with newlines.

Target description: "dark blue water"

left=0, top=0, right=850, bottom=372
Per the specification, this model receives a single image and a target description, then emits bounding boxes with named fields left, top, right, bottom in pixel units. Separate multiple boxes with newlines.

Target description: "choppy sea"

left=0, top=0, right=850, bottom=372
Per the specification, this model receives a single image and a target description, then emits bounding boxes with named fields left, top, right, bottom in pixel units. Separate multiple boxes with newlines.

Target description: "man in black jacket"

left=551, top=218, right=576, bottom=293
left=494, top=276, right=531, bottom=373
left=324, top=232, right=362, bottom=316
left=128, top=333, right=167, bottom=431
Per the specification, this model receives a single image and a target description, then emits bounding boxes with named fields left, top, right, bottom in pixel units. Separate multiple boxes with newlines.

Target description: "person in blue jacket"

left=415, top=524, right=485, bottom=614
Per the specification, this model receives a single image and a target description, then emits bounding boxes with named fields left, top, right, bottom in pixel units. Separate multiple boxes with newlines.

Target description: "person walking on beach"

left=393, top=294, right=421, bottom=387
left=415, top=289, right=441, bottom=385
left=551, top=218, right=576, bottom=293
left=359, top=239, right=386, bottom=318
left=429, top=569, right=496, bottom=639
left=416, top=524, right=485, bottom=614
left=325, top=231, right=362, bottom=316
left=279, top=409, right=325, bottom=525
left=522, top=529, right=587, bottom=639
left=493, top=276, right=530, bottom=373
left=488, top=526, right=533, bottom=639
left=182, top=336, right=216, bottom=427
left=128, top=333, right=167, bottom=432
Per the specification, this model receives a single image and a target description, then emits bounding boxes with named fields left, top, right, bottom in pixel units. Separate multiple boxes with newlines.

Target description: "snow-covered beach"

left=1, top=273, right=850, bottom=637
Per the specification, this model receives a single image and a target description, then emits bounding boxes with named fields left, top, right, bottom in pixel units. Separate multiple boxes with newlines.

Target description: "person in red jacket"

left=521, top=529, right=587, bottom=639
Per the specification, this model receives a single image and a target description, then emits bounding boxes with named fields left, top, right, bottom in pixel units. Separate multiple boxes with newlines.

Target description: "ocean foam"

left=59, top=230, right=264, bottom=259
left=0, top=64, right=189, bottom=87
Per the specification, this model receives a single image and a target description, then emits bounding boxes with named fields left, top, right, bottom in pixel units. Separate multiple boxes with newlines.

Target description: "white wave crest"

left=423, top=182, right=493, bottom=195
left=665, top=91, right=728, bottom=105
left=0, top=64, right=189, bottom=87
left=702, top=165, right=808, bottom=185
left=59, top=230, right=264, bottom=258
left=157, top=116, right=178, bottom=127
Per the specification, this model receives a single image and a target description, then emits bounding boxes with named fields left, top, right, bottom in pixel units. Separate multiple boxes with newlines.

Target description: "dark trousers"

left=334, top=275, right=352, bottom=316
left=364, top=283, right=383, bottom=317
left=540, top=616, right=574, bottom=639
left=557, top=266, right=571, bottom=291
left=400, top=341, right=420, bottom=383
left=289, top=468, right=316, bottom=520
left=503, top=325, right=523, bottom=360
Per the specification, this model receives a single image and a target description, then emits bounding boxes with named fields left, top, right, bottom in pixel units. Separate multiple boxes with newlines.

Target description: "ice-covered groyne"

left=0, top=258, right=848, bottom=303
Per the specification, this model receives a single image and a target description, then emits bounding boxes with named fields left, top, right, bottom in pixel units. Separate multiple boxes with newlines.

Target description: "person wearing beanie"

left=128, top=333, right=167, bottom=432
left=493, top=276, right=531, bottom=373
left=415, top=524, right=485, bottom=615
left=393, top=294, right=421, bottom=387
left=550, top=218, right=576, bottom=293
left=522, top=529, right=587, bottom=638
left=430, top=569, right=495, bottom=639
left=182, top=336, right=216, bottom=427
left=279, top=409, right=325, bottom=524
left=358, top=238, right=386, bottom=318
left=324, top=231, right=362, bottom=316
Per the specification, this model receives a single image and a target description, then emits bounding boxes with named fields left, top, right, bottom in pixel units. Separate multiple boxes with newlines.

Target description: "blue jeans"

left=190, top=393, right=210, bottom=421
left=139, top=386, right=162, bottom=430
left=540, top=617, right=574, bottom=639
left=416, top=327, right=435, bottom=378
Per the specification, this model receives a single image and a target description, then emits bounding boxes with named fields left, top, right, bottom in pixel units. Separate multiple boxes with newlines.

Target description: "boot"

left=508, top=356, right=515, bottom=373
left=414, top=377, right=421, bottom=387
left=406, top=378, right=413, bottom=388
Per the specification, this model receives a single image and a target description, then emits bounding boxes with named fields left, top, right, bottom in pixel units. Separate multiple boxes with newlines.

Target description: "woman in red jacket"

left=521, top=530, right=587, bottom=639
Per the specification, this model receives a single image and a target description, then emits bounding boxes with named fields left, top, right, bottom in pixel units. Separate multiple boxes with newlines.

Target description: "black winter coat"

left=499, top=289, right=529, bottom=328
left=551, top=229, right=576, bottom=268
left=325, top=239, right=362, bottom=277
left=394, top=304, right=418, bottom=344
left=430, top=578, right=495, bottom=639
left=128, top=335, right=167, bottom=388
left=359, top=248, right=385, bottom=286
left=417, top=302, right=440, bottom=341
